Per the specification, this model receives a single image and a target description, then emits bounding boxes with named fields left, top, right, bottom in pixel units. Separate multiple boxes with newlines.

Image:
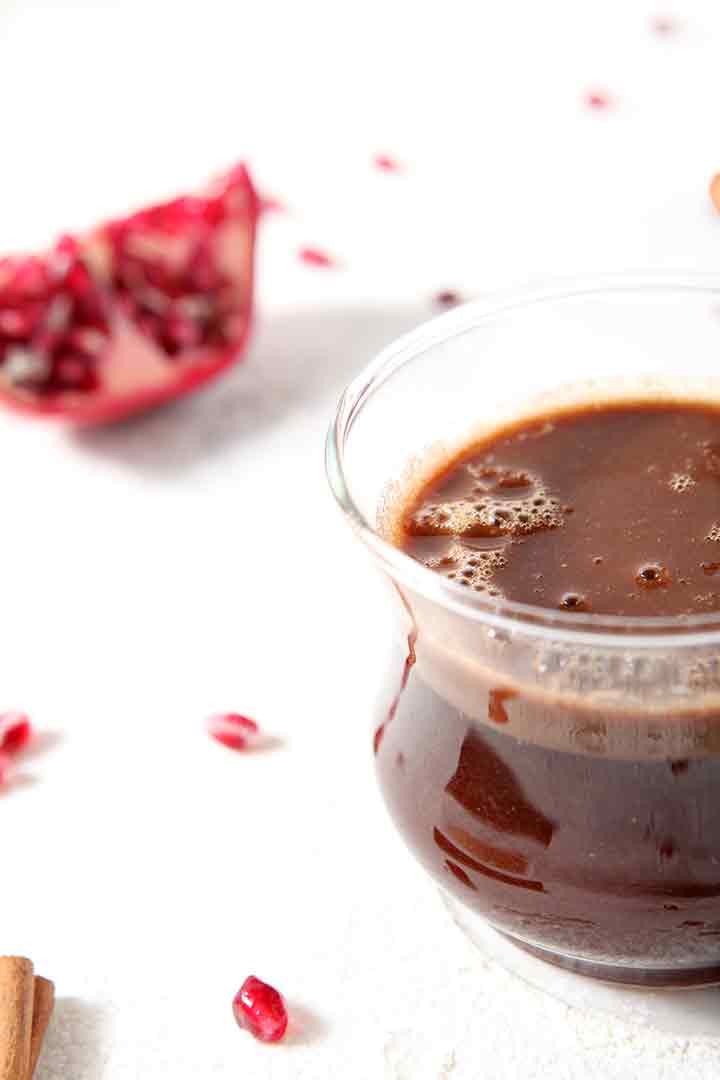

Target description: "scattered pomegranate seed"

left=298, top=247, right=335, bottom=269
left=0, top=712, right=32, bottom=754
left=374, top=154, right=400, bottom=172
left=434, top=290, right=462, bottom=308
left=651, top=15, right=677, bottom=34
left=233, top=976, right=288, bottom=1043
left=207, top=713, right=260, bottom=751
left=0, top=752, right=15, bottom=788
left=585, top=90, right=611, bottom=109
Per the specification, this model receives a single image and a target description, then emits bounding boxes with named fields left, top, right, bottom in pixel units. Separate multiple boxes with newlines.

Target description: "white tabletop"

left=2, top=1, right=720, bottom=1076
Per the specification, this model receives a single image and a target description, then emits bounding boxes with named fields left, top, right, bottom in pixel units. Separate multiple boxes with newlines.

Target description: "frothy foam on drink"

left=670, top=472, right=696, bottom=493
left=405, top=465, right=564, bottom=594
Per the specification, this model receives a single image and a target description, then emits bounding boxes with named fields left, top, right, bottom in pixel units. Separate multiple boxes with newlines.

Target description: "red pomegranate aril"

left=434, top=290, right=462, bottom=308
left=299, top=247, right=335, bottom=268
left=163, top=312, right=201, bottom=353
left=233, top=976, right=288, bottom=1043
left=0, top=237, right=111, bottom=400
left=0, top=162, right=258, bottom=423
left=0, top=713, right=32, bottom=755
left=374, top=154, right=400, bottom=171
left=586, top=90, right=611, bottom=109
left=64, top=326, right=106, bottom=356
left=0, top=257, right=48, bottom=301
left=186, top=244, right=223, bottom=293
left=0, top=309, right=38, bottom=337
left=108, top=199, right=238, bottom=358
left=651, top=15, right=676, bottom=34
left=207, top=713, right=260, bottom=751
left=54, top=354, right=99, bottom=392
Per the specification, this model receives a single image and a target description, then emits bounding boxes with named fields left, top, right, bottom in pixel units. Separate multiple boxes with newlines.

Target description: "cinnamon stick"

left=0, top=958, right=33, bottom=1080
left=28, top=978, right=54, bottom=1078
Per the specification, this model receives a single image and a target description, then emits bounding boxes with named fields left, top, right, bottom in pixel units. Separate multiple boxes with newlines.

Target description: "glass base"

left=505, top=931, right=720, bottom=989
left=441, top=892, right=720, bottom=1038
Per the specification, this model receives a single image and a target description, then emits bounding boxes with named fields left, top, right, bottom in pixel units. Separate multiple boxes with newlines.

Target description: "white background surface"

left=1, top=0, right=720, bottom=1076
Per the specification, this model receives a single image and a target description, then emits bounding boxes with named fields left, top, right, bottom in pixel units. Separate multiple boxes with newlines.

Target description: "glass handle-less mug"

left=326, top=273, right=720, bottom=988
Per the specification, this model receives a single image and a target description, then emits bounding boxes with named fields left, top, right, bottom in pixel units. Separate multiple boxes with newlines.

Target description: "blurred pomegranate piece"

left=0, top=712, right=32, bottom=754
left=0, top=752, right=15, bottom=788
left=0, top=163, right=258, bottom=423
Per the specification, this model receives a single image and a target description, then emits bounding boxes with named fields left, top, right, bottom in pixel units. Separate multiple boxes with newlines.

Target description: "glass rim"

left=325, top=270, right=720, bottom=647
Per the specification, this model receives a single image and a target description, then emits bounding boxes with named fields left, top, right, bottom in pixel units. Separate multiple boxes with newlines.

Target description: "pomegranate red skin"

left=0, top=712, right=32, bottom=754
left=0, top=752, right=15, bottom=788
left=233, top=976, right=288, bottom=1043
left=0, top=164, right=259, bottom=425
left=298, top=247, right=335, bottom=268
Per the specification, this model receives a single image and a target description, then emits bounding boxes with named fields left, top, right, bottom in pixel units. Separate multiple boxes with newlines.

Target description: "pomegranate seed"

left=207, top=713, right=259, bottom=751
left=233, top=976, right=288, bottom=1043
left=8, top=258, right=49, bottom=300
left=163, top=312, right=202, bottom=354
left=374, top=154, right=400, bottom=172
left=585, top=90, right=611, bottom=109
left=651, top=15, right=677, bottom=34
left=435, top=290, right=462, bottom=308
left=185, top=244, right=223, bottom=293
left=0, top=713, right=32, bottom=755
left=0, top=752, right=16, bottom=788
left=0, top=309, right=39, bottom=337
left=298, top=247, right=335, bottom=268
left=54, top=353, right=99, bottom=392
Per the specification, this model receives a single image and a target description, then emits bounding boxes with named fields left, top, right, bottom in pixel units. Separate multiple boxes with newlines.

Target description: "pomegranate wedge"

left=0, top=163, right=258, bottom=423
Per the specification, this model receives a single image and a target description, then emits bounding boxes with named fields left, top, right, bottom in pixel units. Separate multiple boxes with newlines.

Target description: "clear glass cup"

left=326, top=273, right=720, bottom=988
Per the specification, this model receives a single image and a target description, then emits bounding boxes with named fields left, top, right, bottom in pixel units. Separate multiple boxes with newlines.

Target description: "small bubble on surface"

left=559, top=592, right=588, bottom=611
left=670, top=472, right=695, bottom=493
left=636, top=563, right=671, bottom=589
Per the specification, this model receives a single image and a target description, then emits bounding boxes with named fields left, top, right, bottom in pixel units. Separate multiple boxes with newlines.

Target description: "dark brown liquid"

left=404, top=402, right=720, bottom=616
left=377, top=402, right=720, bottom=982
